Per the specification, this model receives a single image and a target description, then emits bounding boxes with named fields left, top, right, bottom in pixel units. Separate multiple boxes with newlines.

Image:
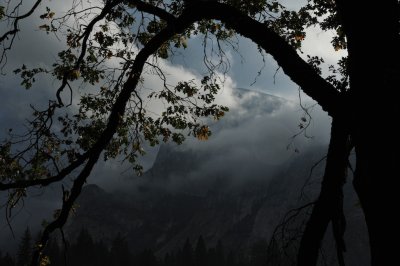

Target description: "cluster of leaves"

left=0, top=142, right=23, bottom=182
left=38, top=6, right=58, bottom=34
left=223, top=0, right=280, bottom=17
left=326, top=56, right=349, bottom=91
left=13, top=65, right=48, bottom=89
left=0, top=5, right=5, bottom=20
left=266, top=0, right=348, bottom=91
left=0, top=108, right=68, bottom=182
left=306, top=0, right=346, bottom=51
left=150, top=76, right=228, bottom=142
left=79, top=75, right=229, bottom=174
left=267, top=5, right=315, bottom=49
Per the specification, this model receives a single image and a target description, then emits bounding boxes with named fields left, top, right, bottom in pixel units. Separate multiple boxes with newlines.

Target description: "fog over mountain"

left=93, top=87, right=331, bottom=193
left=66, top=88, right=330, bottom=245
left=63, top=89, right=368, bottom=265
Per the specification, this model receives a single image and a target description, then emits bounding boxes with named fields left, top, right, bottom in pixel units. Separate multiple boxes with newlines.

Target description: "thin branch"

left=0, top=153, right=88, bottom=190
left=125, top=0, right=177, bottom=23
left=0, top=0, right=42, bottom=43
left=0, top=0, right=43, bottom=66
left=195, top=2, right=342, bottom=116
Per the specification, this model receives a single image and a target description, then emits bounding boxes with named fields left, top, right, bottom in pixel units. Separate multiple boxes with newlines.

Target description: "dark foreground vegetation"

left=0, top=227, right=285, bottom=266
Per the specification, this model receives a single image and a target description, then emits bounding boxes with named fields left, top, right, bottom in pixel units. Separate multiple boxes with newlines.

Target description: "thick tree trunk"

left=351, top=70, right=399, bottom=265
left=298, top=2, right=400, bottom=265
left=335, top=0, right=400, bottom=265
left=297, top=117, right=350, bottom=266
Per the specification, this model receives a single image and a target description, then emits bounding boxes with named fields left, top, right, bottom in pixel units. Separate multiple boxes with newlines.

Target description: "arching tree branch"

left=125, top=0, right=177, bottom=23
left=190, top=2, right=342, bottom=117
left=0, top=153, right=87, bottom=190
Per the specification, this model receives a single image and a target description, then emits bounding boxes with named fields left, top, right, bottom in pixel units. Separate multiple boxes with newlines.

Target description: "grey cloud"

left=115, top=88, right=331, bottom=196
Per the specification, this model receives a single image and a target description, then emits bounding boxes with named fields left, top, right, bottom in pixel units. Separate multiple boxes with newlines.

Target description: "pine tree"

left=249, top=240, right=268, bottom=266
left=207, top=247, right=217, bottom=266
left=110, top=233, right=131, bottom=266
left=163, top=252, right=175, bottom=266
left=226, top=250, right=236, bottom=266
left=215, top=240, right=225, bottom=266
left=194, top=236, right=207, bottom=266
left=93, top=240, right=111, bottom=266
left=70, top=228, right=95, bottom=266
left=180, top=238, right=193, bottom=266
left=16, top=227, right=32, bottom=266
left=136, top=249, right=158, bottom=266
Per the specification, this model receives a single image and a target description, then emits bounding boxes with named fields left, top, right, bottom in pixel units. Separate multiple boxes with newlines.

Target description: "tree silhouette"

left=0, top=1, right=399, bottom=266
left=180, top=238, right=194, bottom=266
left=214, top=240, right=225, bottom=266
left=203, top=239, right=226, bottom=266
left=0, top=251, right=16, bottom=266
left=194, top=236, right=207, bottom=266
left=225, top=250, right=236, bottom=266
left=109, top=233, right=131, bottom=266
left=69, top=228, right=96, bottom=266
left=163, top=252, right=176, bottom=266
left=93, top=240, right=111, bottom=266
left=249, top=240, right=268, bottom=266
left=136, top=248, right=158, bottom=266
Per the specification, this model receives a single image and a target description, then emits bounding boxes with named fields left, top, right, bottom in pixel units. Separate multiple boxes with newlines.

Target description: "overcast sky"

left=0, top=0, right=345, bottom=250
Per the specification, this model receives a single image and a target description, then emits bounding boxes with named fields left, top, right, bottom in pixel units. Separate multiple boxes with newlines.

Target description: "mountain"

left=65, top=89, right=368, bottom=265
left=66, top=146, right=325, bottom=252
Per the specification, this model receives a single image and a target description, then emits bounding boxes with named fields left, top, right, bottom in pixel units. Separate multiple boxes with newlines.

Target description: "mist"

left=98, top=87, right=331, bottom=196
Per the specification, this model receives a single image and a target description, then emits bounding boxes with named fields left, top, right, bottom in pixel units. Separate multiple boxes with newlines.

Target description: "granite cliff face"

left=66, top=89, right=368, bottom=265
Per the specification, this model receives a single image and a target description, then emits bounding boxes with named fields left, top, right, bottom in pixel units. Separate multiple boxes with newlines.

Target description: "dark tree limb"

left=124, top=0, right=177, bottom=23
left=193, top=2, right=342, bottom=117
left=0, top=153, right=88, bottom=190
left=297, top=116, right=351, bottom=266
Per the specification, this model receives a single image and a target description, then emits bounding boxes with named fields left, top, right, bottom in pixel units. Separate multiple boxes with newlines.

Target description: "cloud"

left=113, top=87, right=331, bottom=196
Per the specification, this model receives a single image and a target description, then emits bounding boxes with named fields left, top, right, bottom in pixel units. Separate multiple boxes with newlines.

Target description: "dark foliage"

left=1, top=228, right=284, bottom=266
